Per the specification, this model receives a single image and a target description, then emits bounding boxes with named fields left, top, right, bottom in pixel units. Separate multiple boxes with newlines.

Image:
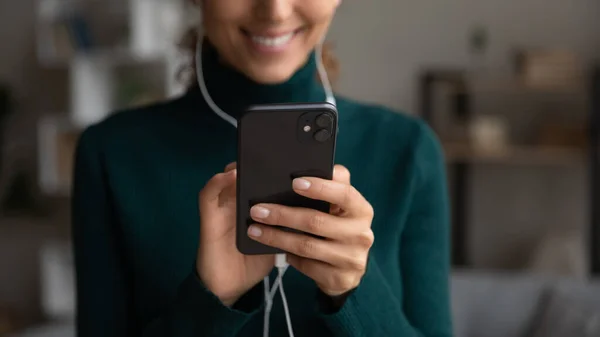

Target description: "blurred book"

left=514, top=49, right=584, bottom=90
left=46, top=14, right=94, bottom=60
left=67, top=14, right=93, bottom=52
left=50, top=22, right=74, bottom=59
left=536, top=122, right=588, bottom=149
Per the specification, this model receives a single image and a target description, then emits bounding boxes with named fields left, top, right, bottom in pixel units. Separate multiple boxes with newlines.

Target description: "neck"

left=188, top=40, right=327, bottom=119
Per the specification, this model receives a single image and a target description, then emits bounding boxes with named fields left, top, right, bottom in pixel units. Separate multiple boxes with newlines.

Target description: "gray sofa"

left=452, top=270, right=600, bottom=337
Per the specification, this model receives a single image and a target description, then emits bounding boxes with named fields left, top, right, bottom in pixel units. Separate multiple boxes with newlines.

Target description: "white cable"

left=195, top=40, right=238, bottom=128
left=195, top=37, right=333, bottom=337
left=315, top=38, right=337, bottom=106
left=278, top=274, right=294, bottom=337
left=268, top=265, right=288, bottom=299
left=195, top=38, right=335, bottom=127
left=263, top=276, right=272, bottom=337
left=274, top=254, right=294, bottom=337
left=264, top=255, right=290, bottom=337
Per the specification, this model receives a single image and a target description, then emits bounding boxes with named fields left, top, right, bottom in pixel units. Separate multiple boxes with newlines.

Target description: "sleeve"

left=318, top=122, right=453, bottom=337
left=72, top=126, right=261, bottom=337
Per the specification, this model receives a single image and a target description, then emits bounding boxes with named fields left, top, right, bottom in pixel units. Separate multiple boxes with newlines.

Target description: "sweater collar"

left=186, top=39, right=327, bottom=120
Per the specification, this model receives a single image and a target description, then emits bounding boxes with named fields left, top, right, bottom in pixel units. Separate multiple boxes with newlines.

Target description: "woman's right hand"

left=196, top=163, right=274, bottom=307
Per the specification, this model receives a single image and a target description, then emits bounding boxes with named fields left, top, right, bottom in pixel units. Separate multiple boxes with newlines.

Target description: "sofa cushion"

left=528, top=279, right=600, bottom=337
left=451, top=270, right=548, bottom=337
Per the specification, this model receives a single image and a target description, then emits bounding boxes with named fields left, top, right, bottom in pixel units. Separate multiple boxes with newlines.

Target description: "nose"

left=254, top=0, right=293, bottom=23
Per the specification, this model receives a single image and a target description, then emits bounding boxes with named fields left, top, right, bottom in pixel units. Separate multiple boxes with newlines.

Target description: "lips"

left=251, top=32, right=296, bottom=47
left=241, top=28, right=304, bottom=50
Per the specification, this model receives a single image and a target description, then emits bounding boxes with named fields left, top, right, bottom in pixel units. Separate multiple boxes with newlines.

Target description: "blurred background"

left=0, top=0, right=599, bottom=336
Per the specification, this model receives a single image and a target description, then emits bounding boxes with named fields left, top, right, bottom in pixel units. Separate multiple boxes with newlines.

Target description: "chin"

left=244, top=64, right=301, bottom=85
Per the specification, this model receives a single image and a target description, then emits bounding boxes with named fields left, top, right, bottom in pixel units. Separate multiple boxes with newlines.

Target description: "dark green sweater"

left=72, top=43, right=452, bottom=337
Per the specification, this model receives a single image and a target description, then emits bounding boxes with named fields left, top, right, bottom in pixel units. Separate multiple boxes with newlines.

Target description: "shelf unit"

left=591, top=66, right=600, bottom=275
left=35, top=0, right=190, bottom=124
left=419, top=68, right=592, bottom=271
left=34, top=0, right=197, bottom=196
left=442, top=142, right=585, bottom=167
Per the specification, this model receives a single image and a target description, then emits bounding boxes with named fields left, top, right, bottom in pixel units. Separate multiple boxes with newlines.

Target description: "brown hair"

left=177, top=27, right=340, bottom=89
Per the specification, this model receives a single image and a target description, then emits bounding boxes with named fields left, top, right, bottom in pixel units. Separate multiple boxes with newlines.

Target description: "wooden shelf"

left=436, top=73, right=587, bottom=97
left=443, top=142, right=586, bottom=166
left=38, top=47, right=168, bottom=68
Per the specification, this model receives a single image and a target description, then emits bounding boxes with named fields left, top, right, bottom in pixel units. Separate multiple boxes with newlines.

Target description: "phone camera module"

left=315, top=113, right=333, bottom=128
left=313, top=129, right=331, bottom=142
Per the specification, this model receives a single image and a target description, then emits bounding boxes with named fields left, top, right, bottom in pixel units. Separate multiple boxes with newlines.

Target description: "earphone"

left=195, top=36, right=337, bottom=128
left=195, top=35, right=336, bottom=337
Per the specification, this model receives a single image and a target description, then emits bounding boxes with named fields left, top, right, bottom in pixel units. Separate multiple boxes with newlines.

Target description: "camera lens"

left=315, top=113, right=333, bottom=128
left=314, top=129, right=331, bottom=142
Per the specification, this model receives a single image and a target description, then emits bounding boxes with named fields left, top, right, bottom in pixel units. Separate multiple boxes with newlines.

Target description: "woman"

left=72, top=1, right=452, bottom=336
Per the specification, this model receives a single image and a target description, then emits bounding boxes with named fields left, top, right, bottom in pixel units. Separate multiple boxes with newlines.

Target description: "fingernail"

left=293, top=178, right=311, bottom=190
left=251, top=206, right=270, bottom=219
left=248, top=226, right=262, bottom=237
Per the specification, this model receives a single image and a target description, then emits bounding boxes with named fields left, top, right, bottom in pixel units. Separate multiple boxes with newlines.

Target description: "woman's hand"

left=196, top=163, right=274, bottom=307
left=247, top=165, right=375, bottom=297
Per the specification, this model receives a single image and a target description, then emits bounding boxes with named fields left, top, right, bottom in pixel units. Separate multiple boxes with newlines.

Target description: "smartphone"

left=236, top=102, right=338, bottom=255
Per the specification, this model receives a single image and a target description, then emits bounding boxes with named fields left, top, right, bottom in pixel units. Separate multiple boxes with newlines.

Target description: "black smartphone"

left=236, top=102, right=338, bottom=255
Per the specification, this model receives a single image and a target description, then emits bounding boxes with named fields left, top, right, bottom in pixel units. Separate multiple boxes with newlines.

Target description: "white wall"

left=330, top=0, right=600, bottom=112
left=329, top=0, right=600, bottom=271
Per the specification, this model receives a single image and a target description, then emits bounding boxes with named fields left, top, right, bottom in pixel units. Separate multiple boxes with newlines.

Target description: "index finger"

left=292, top=177, right=371, bottom=216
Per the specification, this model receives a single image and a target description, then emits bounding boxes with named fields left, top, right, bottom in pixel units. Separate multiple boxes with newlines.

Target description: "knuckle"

left=332, top=273, right=355, bottom=291
left=307, top=212, right=326, bottom=233
left=297, top=238, right=317, bottom=256
left=346, top=255, right=366, bottom=271
left=270, top=207, right=283, bottom=224
left=357, top=230, right=375, bottom=248
left=317, top=180, right=328, bottom=195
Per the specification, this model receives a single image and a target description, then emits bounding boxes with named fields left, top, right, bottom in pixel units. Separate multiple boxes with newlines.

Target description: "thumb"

left=199, top=169, right=237, bottom=209
left=333, top=165, right=351, bottom=185
left=224, top=162, right=237, bottom=172
left=330, top=165, right=350, bottom=215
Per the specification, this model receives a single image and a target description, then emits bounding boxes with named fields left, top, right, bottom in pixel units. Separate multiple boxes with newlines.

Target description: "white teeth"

left=251, top=32, right=294, bottom=47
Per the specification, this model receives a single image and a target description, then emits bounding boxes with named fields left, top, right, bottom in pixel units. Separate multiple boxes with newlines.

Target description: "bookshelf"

left=34, top=0, right=197, bottom=195
left=419, top=66, right=590, bottom=270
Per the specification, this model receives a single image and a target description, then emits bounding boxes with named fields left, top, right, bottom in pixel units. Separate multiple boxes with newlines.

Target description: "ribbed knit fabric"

left=72, top=41, right=453, bottom=337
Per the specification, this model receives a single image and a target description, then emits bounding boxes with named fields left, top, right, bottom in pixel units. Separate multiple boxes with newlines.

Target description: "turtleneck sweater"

left=72, top=41, right=453, bottom=337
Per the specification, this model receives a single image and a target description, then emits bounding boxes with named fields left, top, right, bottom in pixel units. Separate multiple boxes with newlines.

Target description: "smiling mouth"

left=241, top=28, right=304, bottom=48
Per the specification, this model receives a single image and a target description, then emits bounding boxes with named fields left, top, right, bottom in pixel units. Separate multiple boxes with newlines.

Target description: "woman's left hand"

left=247, top=165, right=375, bottom=297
